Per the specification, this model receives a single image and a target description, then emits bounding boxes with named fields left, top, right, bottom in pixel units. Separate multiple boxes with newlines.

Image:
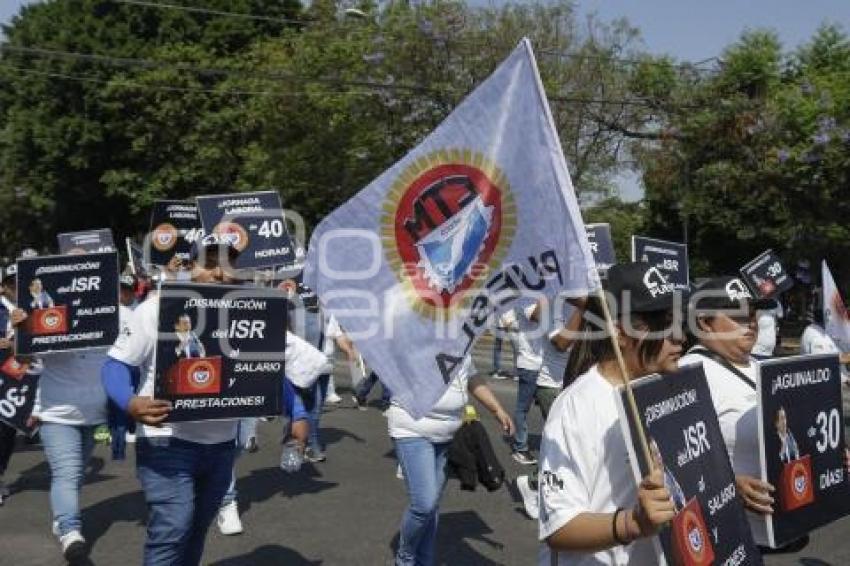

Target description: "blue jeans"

left=393, top=437, right=450, bottom=566
left=39, top=422, right=97, bottom=536
left=512, top=368, right=540, bottom=452
left=308, top=374, right=330, bottom=452
left=136, top=436, right=236, bottom=566
left=222, top=419, right=258, bottom=507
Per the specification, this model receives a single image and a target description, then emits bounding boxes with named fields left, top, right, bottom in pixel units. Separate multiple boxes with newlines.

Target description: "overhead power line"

left=109, top=0, right=717, bottom=71
left=0, top=44, right=702, bottom=109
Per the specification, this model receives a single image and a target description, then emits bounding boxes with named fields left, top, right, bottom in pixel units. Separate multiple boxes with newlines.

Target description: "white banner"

left=304, top=39, right=598, bottom=418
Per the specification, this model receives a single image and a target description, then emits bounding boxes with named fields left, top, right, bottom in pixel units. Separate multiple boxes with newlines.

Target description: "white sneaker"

left=217, top=501, right=243, bottom=535
left=326, top=392, right=342, bottom=404
left=125, top=432, right=136, bottom=443
left=59, top=530, right=88, bottom=561
left=52, top=520, right=60, bottom=537
left=516, top=475, right=539, bottom=520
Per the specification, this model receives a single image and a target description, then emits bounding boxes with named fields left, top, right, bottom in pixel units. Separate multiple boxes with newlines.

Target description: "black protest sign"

left=57, top=229, right=115, bottom=254
left=196, top=191, right=295, bottom=269
left=148, top=200, right=204, bottom=267
left=154, top=282, right=287, bottom=422
left=0, top=350, right=39, bottom=435
left=756, top=354, right=850, bottom=547
left=14, top=252, right=120, bottom=354
left=585, top=223, right=616, bottom=271
left=740, top=249, right=793, bottom=300
left=617, top=365, right=762, bottom=566
left=631, top=235, right=690, bottom=290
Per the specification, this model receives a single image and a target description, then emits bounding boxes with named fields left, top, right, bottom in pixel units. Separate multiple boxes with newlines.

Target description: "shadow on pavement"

left=320, top=426, right=365, bottom=447
left=236, top=466, right=338, bottom=514
left=209, top=544, right=322, bottom=565
left=81, top=488, right=147, bottom=548
left=387, top=509, right=505, bottom=566
left=10, top=456, right=116, bottom=494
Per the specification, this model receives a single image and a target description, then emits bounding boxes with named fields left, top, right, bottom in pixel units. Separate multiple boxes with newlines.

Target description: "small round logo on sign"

left=682, top=509, right=707, bottom=562
left=43, top=312, right=61, bottom=329
left=152, top=223, right=178, bottom=252
left=188, top=361, right=214, bottom=388
left=213, top=221, right=249, bottom=252
left=793, top=464, right=808, bottom=497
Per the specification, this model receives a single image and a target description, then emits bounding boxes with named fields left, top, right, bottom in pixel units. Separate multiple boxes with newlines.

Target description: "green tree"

left=634, top=27, right=850, bottom=283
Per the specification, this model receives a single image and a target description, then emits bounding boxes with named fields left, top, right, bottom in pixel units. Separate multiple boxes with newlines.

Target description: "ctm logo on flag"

left=382, top=150, right=517, bottom=318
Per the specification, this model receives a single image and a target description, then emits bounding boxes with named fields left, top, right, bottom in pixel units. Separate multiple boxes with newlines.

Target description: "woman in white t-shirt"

left=15, top=308, right=127, bottom=562
left=387, top=355, right=513, bottom=566
left=679, top=276, right=779, bottom=546
left=539, top=262, right=684, bottom=565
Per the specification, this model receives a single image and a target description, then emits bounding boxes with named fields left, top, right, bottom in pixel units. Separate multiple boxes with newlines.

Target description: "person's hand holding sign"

left=10, top=308, right=27, bottom=326
left=736, top=474, right=775, bottom=514
left=128, top=396, right=172, bottom=426
left=628, top=469, right=676, bottom=538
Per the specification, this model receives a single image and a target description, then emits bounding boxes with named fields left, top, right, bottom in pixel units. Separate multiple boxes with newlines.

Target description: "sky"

left=2, top=0, right=849, bottom=200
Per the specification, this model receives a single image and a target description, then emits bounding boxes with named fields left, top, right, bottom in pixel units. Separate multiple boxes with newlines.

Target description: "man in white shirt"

left=102, top=235, right=246, bottom=566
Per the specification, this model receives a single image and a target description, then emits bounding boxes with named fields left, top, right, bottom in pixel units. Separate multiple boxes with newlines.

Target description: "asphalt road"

left=1, top=342, right=849, bottom=565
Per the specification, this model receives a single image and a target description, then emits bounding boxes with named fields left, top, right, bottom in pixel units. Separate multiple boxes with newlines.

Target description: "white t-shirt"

left=678, top=349, right=767, bottom=544
left=387, top=356, right=474, bottom=444
left=500, top=307, right=543, bottom=371
left=318, top=314, right=343, bottom=375
left=752, top=311, right=777, bottom=357
left=108, top=295, right=238, bottom=444
left=538, top=365, right=657, bottom=565
left=34, top=350, right=109, bottom=426
left=538, top=302, right=578, bottom=389
left=801, top=323, right=839, bottom=356
left=33, top=306, right=132, bottom=426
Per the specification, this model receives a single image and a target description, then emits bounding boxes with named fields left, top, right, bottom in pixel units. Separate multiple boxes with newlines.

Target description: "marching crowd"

left=1, top=232, right=850, bottom=566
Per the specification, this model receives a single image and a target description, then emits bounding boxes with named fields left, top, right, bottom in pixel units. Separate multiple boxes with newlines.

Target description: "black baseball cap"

left=690, top=276, right=774, bottom=313
left=119, top=274, right=136, bottom=289
left=605, top=262, right=678, bottom=313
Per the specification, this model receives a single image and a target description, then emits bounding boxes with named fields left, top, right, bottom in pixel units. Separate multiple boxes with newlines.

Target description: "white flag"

left=822, top=260, right=850, bottom=351
left=304, top=39, right=598, bottom=417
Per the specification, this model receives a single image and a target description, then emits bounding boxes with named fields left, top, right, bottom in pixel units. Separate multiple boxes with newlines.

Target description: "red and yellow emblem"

left=381, top=149, right=516, bottom=318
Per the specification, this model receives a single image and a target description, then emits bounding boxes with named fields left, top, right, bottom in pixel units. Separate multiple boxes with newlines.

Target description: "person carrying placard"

left=680, top=276, right=781, bottom=548
left=538, top=262, right=684, bottom=565
left=101, top=235, right=244, bottom=566
left=10, top=250, right=127, bottom=562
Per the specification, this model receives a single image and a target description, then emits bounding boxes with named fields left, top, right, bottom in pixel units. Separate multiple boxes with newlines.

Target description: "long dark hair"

left=564, top=296, right=674, bottom=387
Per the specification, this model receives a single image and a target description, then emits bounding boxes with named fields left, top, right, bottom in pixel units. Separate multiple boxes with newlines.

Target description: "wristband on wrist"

left=612, top=508, right=629, bottom=546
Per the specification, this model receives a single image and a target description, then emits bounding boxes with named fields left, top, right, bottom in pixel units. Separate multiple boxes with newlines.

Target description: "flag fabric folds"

left=304, top=39, right=598, bottom=418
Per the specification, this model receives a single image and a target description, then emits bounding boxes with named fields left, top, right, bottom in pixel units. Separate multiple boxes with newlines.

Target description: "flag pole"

left=596, top=287, right=653, bottom=469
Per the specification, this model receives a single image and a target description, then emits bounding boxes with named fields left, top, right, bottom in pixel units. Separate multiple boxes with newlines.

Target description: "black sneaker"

left=512, top=450, right=537, bottom=466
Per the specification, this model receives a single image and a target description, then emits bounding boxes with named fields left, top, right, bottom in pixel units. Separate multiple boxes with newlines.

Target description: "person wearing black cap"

left=101, top=234, right=244, bottom=565
left=679, top=276, right=776, bottom=544
left=538, top=262, right=684, bottom=565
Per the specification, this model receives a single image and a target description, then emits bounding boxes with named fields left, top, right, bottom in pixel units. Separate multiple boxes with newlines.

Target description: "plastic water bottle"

left=280, top=440, right=303, bottom=473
